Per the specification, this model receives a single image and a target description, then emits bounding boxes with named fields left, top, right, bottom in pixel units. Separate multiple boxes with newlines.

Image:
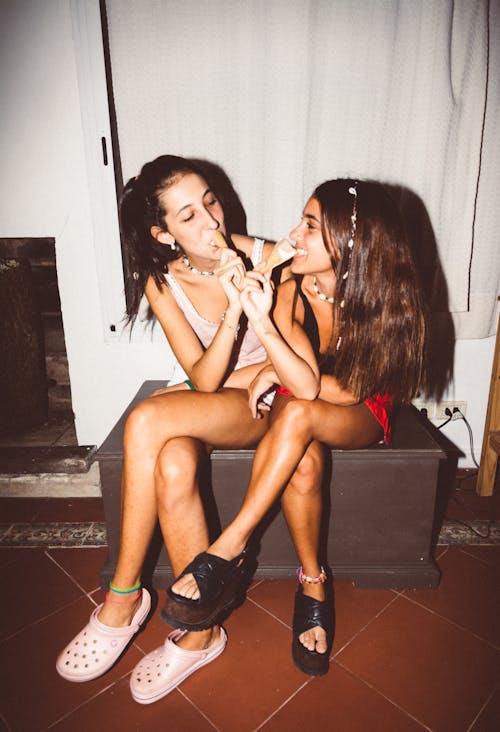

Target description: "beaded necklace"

left=182, top=256, right=215, bottom=277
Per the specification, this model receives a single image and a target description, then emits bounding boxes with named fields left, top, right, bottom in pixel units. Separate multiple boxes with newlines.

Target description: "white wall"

left=0, top=0, right=494, bottom=466
left=0, top=0, right=179, bottom=447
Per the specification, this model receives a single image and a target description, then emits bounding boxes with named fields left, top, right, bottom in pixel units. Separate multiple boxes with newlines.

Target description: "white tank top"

left=164, top=238, right=267, bottom=370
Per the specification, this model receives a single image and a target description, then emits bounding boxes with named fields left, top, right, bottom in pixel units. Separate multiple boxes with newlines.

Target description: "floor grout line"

left=177, top=687, right=221, bottom=731
left=466, top=677, right=500, bottom=732
left=396, top=592, right=500, bottom=652
left=332, top=592, right=400, bottom=658
left=45, top=548, right=100, bottom=601
left=42, top=677, right=123, bottom=731
left=246, top=596, right=292, bottom=631
left=253, top=679, right=311, bottom=731
left=333, top=659, right=434, bottom=731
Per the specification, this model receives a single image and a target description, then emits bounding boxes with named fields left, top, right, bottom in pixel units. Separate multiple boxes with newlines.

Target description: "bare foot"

left=171, top=573, right=201, bottom=601
left=171, top=537, right=246, bottom=601
left=299, top=581, right=327, bottom=653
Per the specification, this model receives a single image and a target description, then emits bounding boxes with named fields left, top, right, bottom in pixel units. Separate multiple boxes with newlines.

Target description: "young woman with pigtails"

left=56, top=154, right=325, bottom=701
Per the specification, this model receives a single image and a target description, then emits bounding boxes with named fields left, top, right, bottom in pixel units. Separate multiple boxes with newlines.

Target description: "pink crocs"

left=130, top=627, right=227, bottom=704
left=56, top=588, right=151, bottom=682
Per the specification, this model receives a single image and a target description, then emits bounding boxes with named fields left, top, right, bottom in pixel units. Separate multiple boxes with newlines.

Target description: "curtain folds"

left=106, top=0, right=499, bottom=338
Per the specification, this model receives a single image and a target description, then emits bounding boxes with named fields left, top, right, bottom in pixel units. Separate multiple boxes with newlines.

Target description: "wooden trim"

left=476, top=296, right=500, bottom=495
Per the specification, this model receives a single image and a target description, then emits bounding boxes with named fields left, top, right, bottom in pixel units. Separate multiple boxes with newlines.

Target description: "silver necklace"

left=182, top=256, right=215, bottom=277
left=312, top=276, right=334, bottom=304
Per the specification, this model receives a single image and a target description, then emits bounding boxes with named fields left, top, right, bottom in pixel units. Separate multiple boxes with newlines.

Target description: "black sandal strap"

left=293, top=588, right=334, bottom=637
left=168, top=549, right=248, bottom=606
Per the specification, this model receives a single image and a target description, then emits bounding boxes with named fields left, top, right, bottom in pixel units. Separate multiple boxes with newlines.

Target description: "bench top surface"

left=97, top=380, right=445, bottom=460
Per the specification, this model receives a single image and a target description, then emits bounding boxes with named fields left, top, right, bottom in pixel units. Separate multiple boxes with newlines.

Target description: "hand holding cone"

left=259, top=239, right=296, bottom=274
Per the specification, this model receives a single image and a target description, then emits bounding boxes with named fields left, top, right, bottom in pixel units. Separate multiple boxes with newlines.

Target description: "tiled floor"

left=1, top=479, right=500, bottom=731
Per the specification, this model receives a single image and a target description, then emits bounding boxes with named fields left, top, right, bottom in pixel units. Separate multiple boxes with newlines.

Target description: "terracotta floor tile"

left=48, top=546, right=109, bottom=593
left=336, top=595, right=500, bottom=732
left=0, top=596, right=145, bottom=732
left=0, top=549, right=81, bottom=641
left=49, top=673, right=215, bottom=732
left=407, top=547, right=500, bottom=647
left=0, top=546, right=39, bottom=570
left=469, top=683, right=500, bottom=731
left=261, top=662, right=426, bottom=731
left=247, top=578, right=296, bottom=625
left=247, top=578, right=398, bottom=657
left=332, top=580, right=398, bottom=652
left=0, top=497, right=38, bottom=522
left=461, top=545, right=500, bottom=567
left=33, top=497, right=105, bottom=523
left=176, top=599, right=306, bottom=731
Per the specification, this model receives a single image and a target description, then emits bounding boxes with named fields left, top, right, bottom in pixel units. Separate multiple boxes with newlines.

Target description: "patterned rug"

left=0, top=520, right=499, bottom=548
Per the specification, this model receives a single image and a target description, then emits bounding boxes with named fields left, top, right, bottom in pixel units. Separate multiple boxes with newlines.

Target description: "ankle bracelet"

left=297, top=566, right=327, bottom=585
left=109, top=580, right=142, bottom=594
left=106, top=589, right=141, bottom=604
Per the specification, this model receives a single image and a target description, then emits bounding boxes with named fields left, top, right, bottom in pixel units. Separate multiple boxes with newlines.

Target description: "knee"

left=287, top=444, right=324, bottom=497
left=123, top=399, right=157, bottom=449
left=275, top=399, right=312, bottom=436
left=154, top=445, right=199, bottom=507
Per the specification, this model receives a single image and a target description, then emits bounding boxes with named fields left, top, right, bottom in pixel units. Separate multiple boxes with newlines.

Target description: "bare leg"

left=155, top=437, right=219, bottom=651
left=172, top=397, right=381, bottom=596
left=281, top=440, right=327, bottom=653
left=100, top=388, right=267, bottom=625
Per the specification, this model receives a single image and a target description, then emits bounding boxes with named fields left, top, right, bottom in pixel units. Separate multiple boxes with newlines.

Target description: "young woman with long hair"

left=56, top=154, right=324, bottom=702
left=163, top=178, right=426, bottom=677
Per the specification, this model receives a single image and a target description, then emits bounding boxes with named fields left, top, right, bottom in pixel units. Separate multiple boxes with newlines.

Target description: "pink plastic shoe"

left=130, top=627, right=227, bottom=704
left=56, top=588, right=151, bottom=682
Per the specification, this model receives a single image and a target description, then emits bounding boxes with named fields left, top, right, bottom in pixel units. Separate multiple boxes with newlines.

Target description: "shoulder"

left=145, top=272, right=174, bottom=306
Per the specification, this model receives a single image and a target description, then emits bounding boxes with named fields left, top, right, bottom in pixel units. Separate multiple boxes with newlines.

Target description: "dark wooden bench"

left=98, top=380, right=445, bottom=590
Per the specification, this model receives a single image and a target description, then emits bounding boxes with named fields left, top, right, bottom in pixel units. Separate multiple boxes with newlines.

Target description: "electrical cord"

left=448, top=408, right=480, bottom=468
left=439, top=407, right=489, bottom=537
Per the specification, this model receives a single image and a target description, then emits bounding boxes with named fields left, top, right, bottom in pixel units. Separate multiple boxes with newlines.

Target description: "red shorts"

left=275, top=387, right=394, bottom=446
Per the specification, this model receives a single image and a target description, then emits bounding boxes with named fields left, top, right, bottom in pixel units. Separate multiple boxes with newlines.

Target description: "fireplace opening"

left=0, top=238, right=76, bottom=448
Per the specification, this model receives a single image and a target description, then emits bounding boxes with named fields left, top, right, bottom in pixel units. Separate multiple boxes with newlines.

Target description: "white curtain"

left=105, top=0, right=499, bottom=338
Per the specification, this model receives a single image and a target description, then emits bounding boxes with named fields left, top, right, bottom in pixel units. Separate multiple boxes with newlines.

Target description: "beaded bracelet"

left=221, top=311, right=240, bottom=340
left=297, top=566, right=327, bottom=585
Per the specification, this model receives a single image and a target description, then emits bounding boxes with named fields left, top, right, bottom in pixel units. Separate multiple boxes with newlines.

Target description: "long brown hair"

left=314, top=179, right=426, bottom=403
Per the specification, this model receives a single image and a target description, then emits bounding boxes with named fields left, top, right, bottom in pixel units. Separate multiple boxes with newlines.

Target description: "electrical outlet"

left=435, top=401, right=467, bottom=420
left=412, top=400, right=435, bottom=419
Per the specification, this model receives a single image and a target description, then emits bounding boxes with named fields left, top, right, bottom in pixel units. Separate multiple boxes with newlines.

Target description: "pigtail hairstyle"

left=119, top=155, right=207, bottom=324
left=314, top=179, right=426, bottom=403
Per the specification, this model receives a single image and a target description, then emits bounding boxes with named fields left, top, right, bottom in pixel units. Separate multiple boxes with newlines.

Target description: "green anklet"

left=109, top=580, right=142, bottom=595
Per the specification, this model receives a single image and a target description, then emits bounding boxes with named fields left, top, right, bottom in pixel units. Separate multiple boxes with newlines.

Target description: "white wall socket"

left=435, top=401, right=467, bottom=420
left=412, top=400, right=435, bottom=419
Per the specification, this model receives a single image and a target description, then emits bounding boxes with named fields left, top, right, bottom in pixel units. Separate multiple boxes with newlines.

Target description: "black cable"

left=437, top=415, right=452, bottom=430
left=454, top=408, right=480, bottom=468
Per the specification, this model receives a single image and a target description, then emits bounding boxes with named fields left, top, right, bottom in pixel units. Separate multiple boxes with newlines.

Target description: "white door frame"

left=70, top=0, right=125, bottom=342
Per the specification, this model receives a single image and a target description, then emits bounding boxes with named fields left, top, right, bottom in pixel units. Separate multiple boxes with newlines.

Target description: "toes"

left=172, top=574, right=200, bottom=600
left=299, top=627, right=327, bottom=654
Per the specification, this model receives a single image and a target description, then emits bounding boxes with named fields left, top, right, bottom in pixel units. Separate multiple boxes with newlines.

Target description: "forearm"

left=223, top=360, right=271, bottom=389
left=318, top=375, right=359, bottom=405
left=251, top=315, right=319, bottom=399
left=189, top=304, right=244, bottom=391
